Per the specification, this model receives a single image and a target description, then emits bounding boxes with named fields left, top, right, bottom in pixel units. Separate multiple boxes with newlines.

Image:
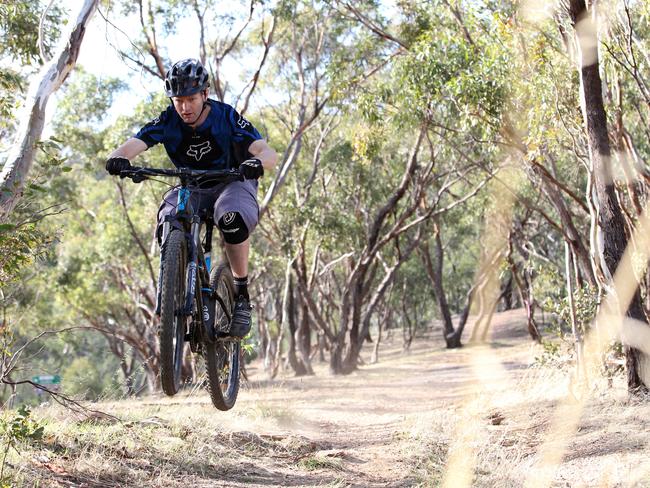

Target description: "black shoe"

left=229, top=295, right=252, bottom=338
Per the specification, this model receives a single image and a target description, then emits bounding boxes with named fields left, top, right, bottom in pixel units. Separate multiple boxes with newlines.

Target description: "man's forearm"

left=248, top=139, right=278, bottom=170
left=256, top=147, right=278, bottom=170
left=108, top=138, right=148, bottom=160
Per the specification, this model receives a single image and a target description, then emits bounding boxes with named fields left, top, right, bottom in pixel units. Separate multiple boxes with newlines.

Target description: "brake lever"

left=131, top=173, right=147, bottom=183
left=119, top=169, right=148, bottom=183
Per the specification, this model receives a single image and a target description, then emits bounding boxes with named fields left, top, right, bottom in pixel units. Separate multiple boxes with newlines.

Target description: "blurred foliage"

left=0, top=2, right=63, bottom=65
left=0, top=1, right=65, bottom=151
left=0, top=405, right=44, bottom=485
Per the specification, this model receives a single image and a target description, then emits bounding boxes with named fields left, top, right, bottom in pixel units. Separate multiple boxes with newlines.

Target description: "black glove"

left=106, top=157, right=131, bottom=176
left=239, top=158, right=264, bottom=180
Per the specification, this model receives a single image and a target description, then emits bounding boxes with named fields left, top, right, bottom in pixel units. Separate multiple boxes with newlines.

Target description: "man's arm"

left=108, top=138, right=148, bottom=161
left=248, top=139, right=278, bottom=171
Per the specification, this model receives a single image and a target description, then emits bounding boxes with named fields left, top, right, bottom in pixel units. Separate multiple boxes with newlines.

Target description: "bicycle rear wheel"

left=159, top=229, right=188, bottom=396
left=204, top=263, right=241, bottom=410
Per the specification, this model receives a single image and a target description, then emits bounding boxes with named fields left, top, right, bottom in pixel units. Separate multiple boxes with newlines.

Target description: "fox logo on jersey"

left=237, top=115, right=251, bottom=129
left=187, top=141, right=212, bottom=161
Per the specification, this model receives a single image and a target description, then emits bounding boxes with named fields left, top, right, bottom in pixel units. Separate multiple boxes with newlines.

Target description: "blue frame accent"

left=177, top=187, right=190, bottom=212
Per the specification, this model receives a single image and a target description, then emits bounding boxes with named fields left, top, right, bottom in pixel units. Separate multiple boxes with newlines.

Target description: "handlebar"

left=119, top=166, right=243, bottom=183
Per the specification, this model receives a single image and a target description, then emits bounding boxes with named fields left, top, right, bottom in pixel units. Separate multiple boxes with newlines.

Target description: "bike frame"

left=122, top=166, right=241, bottom=343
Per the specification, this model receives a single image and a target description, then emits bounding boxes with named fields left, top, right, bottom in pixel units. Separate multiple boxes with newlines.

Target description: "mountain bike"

left=121, top=166, right=243, bottom=410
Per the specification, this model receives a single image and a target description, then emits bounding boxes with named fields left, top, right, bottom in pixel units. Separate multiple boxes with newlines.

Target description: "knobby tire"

left=204, top=263, right=241, bottom=410
left=159, top=229, right=188, bottom=396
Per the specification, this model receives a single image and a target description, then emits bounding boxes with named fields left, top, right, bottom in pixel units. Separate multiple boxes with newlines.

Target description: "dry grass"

left=12, top=402, right=331, bottom=487
left=396, top=312, right=650, bottom=488
left=5, top=309, right=650, bottom=487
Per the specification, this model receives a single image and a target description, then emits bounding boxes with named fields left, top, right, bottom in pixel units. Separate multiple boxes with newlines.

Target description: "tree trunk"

left=568, top=0, right=648, bottom=391
left=296, top=303, right=314, bottom=375
left=317, top=332, right=327, bottom=363
left=501, top=274, right=514, bottom=311
left=370, top=319, right=383, bottom=364
left=286, top=282, right=309, bottom=376
left=402, top=289, right=416, bottom=351
left=532, top=161, right=596, bottom=286
left=420, top=231, right=463, bottom=348
left=508, top=230, right=542, bottom=343
left=329, top=342, right=344, bottom=375
left=429, top=233, right=456, bottom=340
left=0, top=0, right=99, bottom=222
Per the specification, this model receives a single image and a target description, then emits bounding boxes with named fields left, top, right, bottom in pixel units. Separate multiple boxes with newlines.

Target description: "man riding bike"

left=105, top=58, right=277, bottom=338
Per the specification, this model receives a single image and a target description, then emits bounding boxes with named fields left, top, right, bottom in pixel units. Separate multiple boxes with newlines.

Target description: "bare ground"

left=13, top=309, right=650, bottom=487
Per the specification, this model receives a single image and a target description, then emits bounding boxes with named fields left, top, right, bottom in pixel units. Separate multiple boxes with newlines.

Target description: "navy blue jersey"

left=134, top=99, right=262, bottom=171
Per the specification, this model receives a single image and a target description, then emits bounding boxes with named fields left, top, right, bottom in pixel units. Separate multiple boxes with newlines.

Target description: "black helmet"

left=164, top=58, right=209, bottom=97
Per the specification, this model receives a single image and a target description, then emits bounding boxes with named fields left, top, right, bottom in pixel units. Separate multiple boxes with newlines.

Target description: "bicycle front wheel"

left=159, top=229, right=188, bottom=396
left=204, top=263, right=241, bottom=410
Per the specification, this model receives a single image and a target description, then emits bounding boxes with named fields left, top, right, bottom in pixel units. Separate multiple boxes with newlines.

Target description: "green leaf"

left=0, top=224, right=16, bottom=233
left=28, top=183, right=47, bottom=193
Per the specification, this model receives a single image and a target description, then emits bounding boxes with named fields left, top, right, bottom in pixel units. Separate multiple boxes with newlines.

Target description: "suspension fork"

left=181, top=215, right=200, bottom=315
left=155, top=217, right=173, bottom=316
left=155, top=185, right=192, bottom=316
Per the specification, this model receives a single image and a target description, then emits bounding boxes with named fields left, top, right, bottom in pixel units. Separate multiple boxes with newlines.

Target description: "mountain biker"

left=105, top=58, right=278, bottom=338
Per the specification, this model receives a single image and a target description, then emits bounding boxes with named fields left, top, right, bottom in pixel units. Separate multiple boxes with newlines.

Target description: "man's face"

left=171, top=90, right=206, bottom=124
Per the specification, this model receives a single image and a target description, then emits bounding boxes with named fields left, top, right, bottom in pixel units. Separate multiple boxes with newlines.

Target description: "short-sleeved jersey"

left=134, top=99, right=262, bottom=171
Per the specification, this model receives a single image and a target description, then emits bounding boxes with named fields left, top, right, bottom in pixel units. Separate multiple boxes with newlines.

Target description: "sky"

left=58, top=1, right=201, bottom=122
left=53, top=1, right=264, bottom=129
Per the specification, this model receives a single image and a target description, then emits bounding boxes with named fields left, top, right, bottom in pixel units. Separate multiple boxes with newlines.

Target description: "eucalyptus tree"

left=11, top=70, right=171, bottom=392
left=607, top=12, right=650, bottom=353
left=253, top=1, right=504, bottom=372
left=581, top=0, right=648, bottom=391
left=248, top=0, right=407, bottom=375
left=390, top=258, right=433, bottom=352
left=0, top=1, right=61, bottom=146
left=0, top=0, right=99, bottom=222
left=0, top=3, right=103, bottom=401
left=496, top=0, right=650, bottom=390
left=597, top=0, right=650, bottom=390
left=0, top=1, right=66, bottom=286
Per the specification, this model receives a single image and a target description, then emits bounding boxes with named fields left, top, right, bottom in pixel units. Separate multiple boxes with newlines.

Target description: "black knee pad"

left=218, top=211, right=249, bottom=244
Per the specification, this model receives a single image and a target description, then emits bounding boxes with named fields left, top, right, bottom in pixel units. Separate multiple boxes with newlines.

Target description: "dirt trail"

left=185, top=308, right=537, bottom=487
left=27, top=309, right=650, bottom=487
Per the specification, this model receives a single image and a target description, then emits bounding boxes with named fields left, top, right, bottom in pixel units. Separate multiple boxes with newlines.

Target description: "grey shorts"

left=156, top=180, right=259, bottom=241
